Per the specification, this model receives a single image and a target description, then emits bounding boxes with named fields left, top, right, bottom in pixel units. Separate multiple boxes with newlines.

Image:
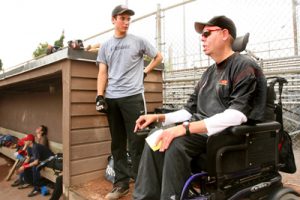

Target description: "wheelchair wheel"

left=269, top=187, right=300, bottom=200
left=278, top=193, right=300, bottom=200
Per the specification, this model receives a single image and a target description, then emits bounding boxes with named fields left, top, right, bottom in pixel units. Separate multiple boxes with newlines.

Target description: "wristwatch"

left=182, top=121, right=191, bottom=136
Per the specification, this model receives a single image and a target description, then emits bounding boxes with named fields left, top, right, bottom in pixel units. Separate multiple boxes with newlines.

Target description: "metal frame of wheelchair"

left=179, top=33, right=300, bottom=200
left=180, top=121, right=300, bottom=200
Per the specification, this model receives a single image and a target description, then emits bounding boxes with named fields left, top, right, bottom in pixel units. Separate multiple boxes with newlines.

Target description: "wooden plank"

left=71, top=155, right=108, bottom=175
left=40, top=167, right=59, bottom=183
left=0, top=147, right=16, bottom=160
left=71, top=103, right=100, bottom=116
left=0, top=127, right=26, bottom=138
left=144, top=92, right=163, bottom=102
left=144, top=82, right=163, bottom=92
left=74, top=94, right=163, bottom=114
left=144, top=70, right=163, bottom=83
left=70, top=74, right=162, bottom=92
left=0, top=63, right=63, bottom=87
left=71, top=77, right=97, bottom=91
left=71, top=61, right=98, bottom=79
left=71, top=127, right=111, bottom=145
left=62, top=62, right=71, bottom=187
left=71, top=91, right=96, bottom=103
left=71, top=115, right=108, bottom=129
left=71, top=169, right=105, bottom=186
left=147, top=102, right=163, bottom=113
left=71, top=141, right=111, bottom=160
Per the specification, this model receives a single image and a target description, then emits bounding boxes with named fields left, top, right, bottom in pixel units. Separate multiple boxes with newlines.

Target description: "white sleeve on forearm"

left=162, top=109, right=192, bottom=126
left=203, top=109, right=247, bottom=136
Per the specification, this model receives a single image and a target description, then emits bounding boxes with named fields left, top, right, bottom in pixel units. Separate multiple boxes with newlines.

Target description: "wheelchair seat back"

left=205, top=122, right=281, bottom=176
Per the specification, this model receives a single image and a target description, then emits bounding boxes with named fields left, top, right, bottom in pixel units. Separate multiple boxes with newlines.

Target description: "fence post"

left=156, top=4, right=162, bottom=52
left=292, top=0, right=299, bottom=55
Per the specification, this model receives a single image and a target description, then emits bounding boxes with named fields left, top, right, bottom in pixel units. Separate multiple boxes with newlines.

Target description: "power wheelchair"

left=148, top=33, right=300, bottom=200
left=177, top=33, right=300, bottom=200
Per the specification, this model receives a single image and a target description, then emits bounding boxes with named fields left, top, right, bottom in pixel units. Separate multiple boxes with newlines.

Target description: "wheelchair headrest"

left=232, top=33, right=250, bottom=52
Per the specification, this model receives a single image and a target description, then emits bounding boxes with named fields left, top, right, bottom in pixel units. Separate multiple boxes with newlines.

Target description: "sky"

left=0, top=0, right=175, bottom=70
left=0, top=0, right=297, bottom=70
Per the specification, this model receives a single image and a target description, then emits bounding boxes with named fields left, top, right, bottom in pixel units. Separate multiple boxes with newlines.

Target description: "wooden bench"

left=0, top=127, right=62, bottom=183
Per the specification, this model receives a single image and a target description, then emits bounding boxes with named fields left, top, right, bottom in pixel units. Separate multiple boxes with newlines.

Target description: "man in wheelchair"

left=132, top=16, right=299, bottom=200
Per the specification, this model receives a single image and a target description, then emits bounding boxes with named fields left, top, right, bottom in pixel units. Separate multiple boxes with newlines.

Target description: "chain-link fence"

left=84, top=0, right=300, bottom=155
left=85, top=0, right=300, bottom=69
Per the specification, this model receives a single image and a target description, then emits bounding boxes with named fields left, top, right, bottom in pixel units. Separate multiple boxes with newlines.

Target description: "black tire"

left=268, top=187, right=300, bottom=200
left=279, top=193, right=300, bottom=200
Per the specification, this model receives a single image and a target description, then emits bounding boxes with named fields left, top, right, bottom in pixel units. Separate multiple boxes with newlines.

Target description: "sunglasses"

left=202, top=28, right=222, bottom=38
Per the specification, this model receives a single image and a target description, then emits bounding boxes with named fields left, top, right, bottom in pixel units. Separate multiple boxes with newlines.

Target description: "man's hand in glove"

left=96, top=95, right=108, bottom=113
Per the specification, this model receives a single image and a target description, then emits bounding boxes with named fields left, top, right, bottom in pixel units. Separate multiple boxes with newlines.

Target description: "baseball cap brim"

left=194, top=22, right=213, bottom=34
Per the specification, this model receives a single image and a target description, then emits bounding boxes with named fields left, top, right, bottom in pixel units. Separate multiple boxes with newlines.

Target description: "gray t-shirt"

left=97, top=34, right=158, bottom=98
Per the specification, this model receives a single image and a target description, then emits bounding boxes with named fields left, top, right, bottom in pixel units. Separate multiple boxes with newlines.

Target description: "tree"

left=32, top=30, right=65, bottom=58
left=54, top=30, right=65, bottom=48
left=32, top=42, right=49, bottom=58
left=0, top=59, right=3, bottom=71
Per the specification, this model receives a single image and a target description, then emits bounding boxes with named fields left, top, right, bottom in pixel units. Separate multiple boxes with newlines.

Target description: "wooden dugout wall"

left=0, top=48, right=163, bottom=196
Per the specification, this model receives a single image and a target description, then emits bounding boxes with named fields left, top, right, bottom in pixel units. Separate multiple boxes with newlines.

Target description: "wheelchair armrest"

left=227, top=121, right=281, bottom=136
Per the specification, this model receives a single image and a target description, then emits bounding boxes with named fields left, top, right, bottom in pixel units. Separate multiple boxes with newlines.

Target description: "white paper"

left=145, top=129, right=163, bottom=151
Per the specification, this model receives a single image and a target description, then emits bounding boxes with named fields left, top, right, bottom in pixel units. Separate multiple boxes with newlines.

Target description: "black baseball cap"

left=194, top=15, right=236, bottom=39
left=112, top=5, right=135, bottom=17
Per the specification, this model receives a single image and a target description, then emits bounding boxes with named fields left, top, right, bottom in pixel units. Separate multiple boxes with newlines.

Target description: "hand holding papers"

left=145, top=128, right=163, bottom=151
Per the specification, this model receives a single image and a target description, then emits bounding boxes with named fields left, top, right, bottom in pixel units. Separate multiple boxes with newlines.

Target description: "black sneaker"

left=18, top=183, right=31, bottom=189
left=105, top=186, right=129, bottom=200
left=28, top=188, right=40, bottom=197
left=11, top=179, right=22, bottom=187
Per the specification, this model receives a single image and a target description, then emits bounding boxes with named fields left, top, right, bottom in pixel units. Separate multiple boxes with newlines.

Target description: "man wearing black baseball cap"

left=96, top=4, right=163, bottom=200
left=133, top=15, right=267, bottom=200
left=194, top=15, right=236, bottom=39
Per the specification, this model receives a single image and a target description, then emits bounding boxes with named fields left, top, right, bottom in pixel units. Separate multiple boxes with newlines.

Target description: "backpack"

left=104, top=152, right=132, bottom=183
left=0, top=134, right=19, bottom=147
left=38, top=153, right=63, bottom=173
left=48, top=153, right=63, bottom=172
left=267, top=77, right=296, bottom=174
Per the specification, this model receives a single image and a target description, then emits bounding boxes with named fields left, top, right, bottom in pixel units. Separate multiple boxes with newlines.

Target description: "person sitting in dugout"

left=16, top=134, right=54, bottom=197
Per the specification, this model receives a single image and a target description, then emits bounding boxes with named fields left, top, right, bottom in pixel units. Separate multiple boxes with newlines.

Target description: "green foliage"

left=54, top=30, right=65, bottom=48
left=0, top=59, right=3, bottom=71
left=32, top=42, right=49, bottom=58
left=32, top=30, right=65, bottom=58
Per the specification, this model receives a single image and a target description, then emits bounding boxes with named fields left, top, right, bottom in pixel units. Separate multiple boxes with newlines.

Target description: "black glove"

left=143, top=72, right=147, bottom=80
left=96, top=95, right=108, bottom=113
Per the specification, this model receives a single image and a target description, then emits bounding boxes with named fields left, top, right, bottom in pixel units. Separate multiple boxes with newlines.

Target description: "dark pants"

left=133, top=133, right=208, bottom=200
left=106, top=93, right=146, bottom=188
left=23, top=166, right=41, bottom=190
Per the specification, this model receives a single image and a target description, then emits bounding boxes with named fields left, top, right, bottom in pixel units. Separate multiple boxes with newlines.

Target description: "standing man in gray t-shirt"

left=96, top=5, right=163, bottom=200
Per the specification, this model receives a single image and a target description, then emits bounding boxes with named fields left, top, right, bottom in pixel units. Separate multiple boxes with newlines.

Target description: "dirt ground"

left=72, top=151, right=300, bottom=200
left=1, top=151, right=299, bottom=200
left=281, top=150, right=300, bottom=194
left=0, top=154, right=58, bottom=200
left=71, top=179, right=134, bottom=200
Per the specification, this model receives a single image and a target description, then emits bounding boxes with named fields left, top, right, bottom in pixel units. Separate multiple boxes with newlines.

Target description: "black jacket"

left=184, top=53, right=267, bottom=123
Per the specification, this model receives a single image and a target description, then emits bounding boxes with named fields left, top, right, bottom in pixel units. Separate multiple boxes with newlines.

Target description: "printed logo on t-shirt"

left=111, top=45, right=130, bottom=51
left=219, top=79, right=228, bottom=86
